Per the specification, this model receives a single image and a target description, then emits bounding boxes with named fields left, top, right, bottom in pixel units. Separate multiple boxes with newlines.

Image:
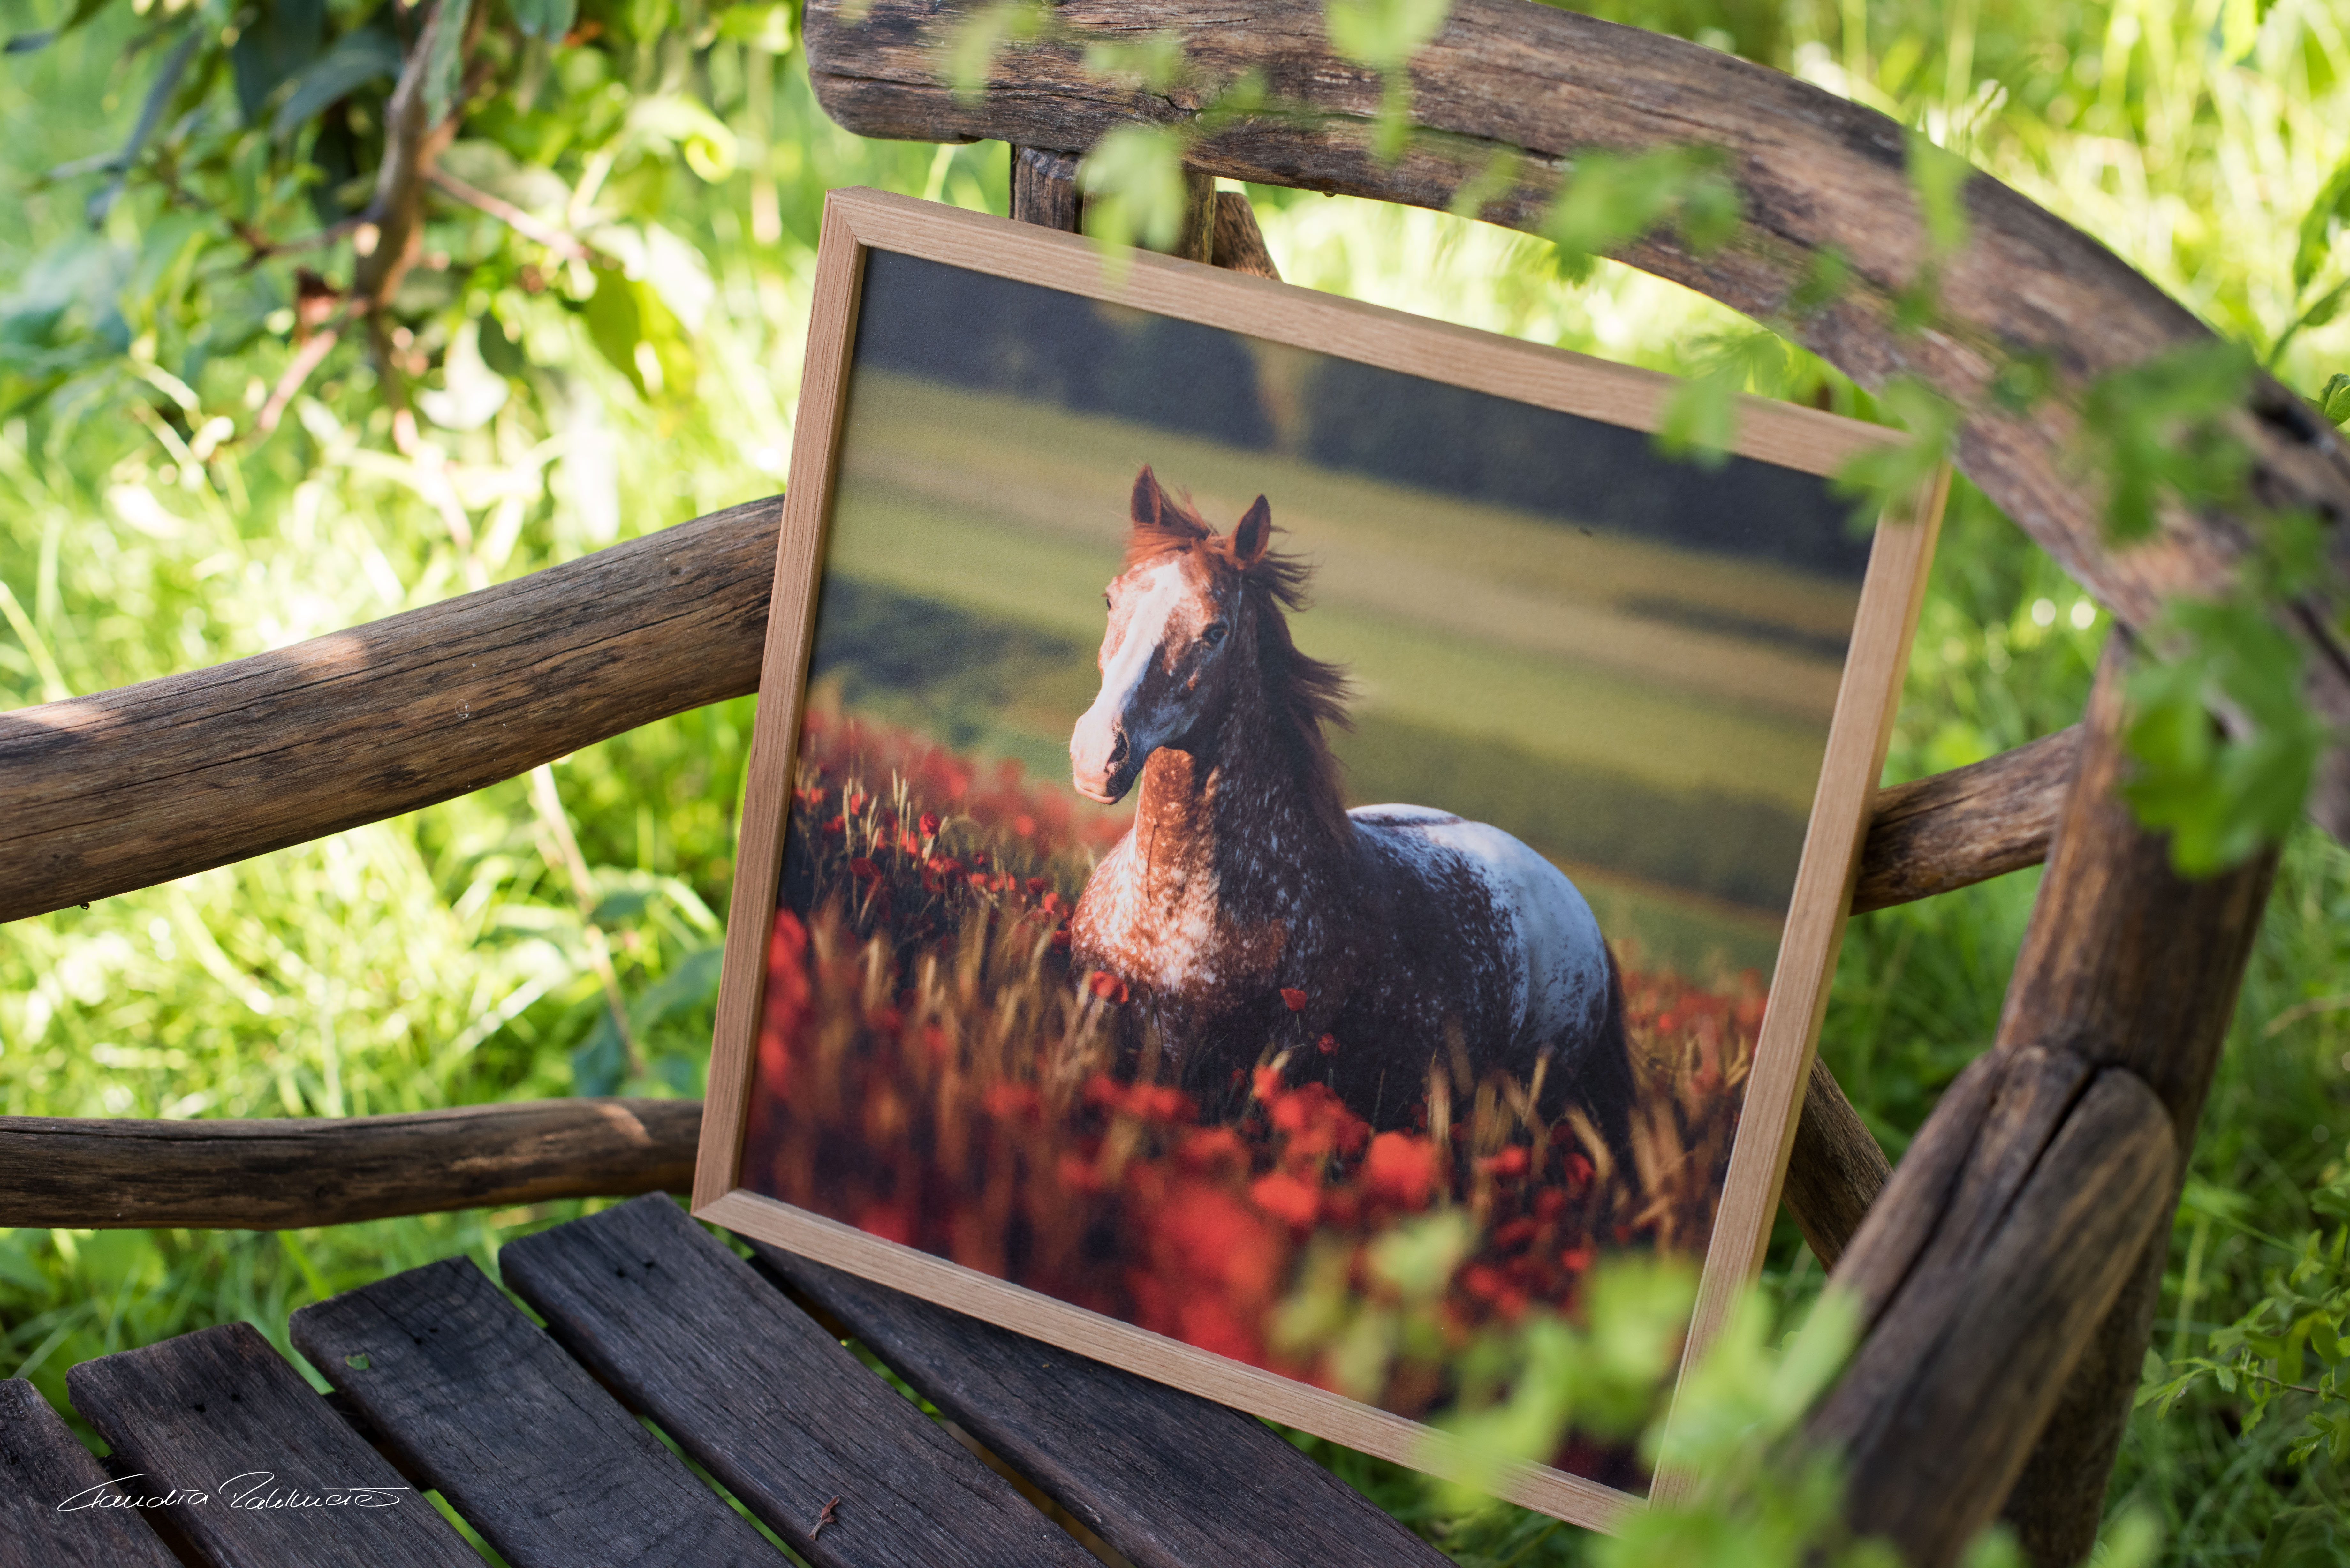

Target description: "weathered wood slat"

left=804, top=0, right=2350, bottom=841
left=0, top=1097, right=699, bottom=1229
left=1851, top=726, right=2080, bottom=913
left=290, top=1255, right=781, bottom=1568
left=1780, top=1056, right=1892, bottom=1270
left=1993, top=647, right=2279, bottom=1567
left=66, top=1320, right=481, bottom=1567
left=0, top=494, right=779, bottom=925
left=750, top=1242, right=1447, bottom=1568
left=0, top=1379, right=183, bottom=1568
left=496, top=1194, right=1097, bottom=1568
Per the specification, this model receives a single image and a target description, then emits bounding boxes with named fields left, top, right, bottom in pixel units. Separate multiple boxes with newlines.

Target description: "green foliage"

left=2147, top=1163, right=2350, bottom=1466
left=1079, top=122, right=1193, bottom=255
left=1541, top=145, right=1740, bottom=283
left=2123, top=599, right=2329, bottom=876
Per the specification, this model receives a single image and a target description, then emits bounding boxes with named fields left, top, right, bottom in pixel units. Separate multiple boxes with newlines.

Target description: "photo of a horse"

left=706, top=191, right=1936, bottom=1522
left=1070, top=466, right=1634, bottom=1163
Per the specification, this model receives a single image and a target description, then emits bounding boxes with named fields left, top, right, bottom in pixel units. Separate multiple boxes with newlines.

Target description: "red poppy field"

left=739, top=712, right=1762, bottom=1482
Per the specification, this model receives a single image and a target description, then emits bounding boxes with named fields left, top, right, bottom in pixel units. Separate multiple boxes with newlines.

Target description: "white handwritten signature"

left=57, top=1473, right=409, bottom=1512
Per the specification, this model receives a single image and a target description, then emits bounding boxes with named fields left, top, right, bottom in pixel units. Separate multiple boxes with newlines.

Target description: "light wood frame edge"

left=694, top=195, right=869, bottom=1211
left=695, top=186, right=1947, bottom=1530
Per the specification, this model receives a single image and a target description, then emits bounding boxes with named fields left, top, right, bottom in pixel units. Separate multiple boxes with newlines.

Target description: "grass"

left=2, top=0, right=2349, bottom=1559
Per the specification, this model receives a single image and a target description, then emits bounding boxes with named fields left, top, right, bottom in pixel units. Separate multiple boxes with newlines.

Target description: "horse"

left=1068, top=466, right=1635, bottom=1159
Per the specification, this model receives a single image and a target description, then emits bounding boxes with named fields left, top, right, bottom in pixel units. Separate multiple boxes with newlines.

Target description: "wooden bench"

left=5, top=1195, right=1449, bottom=1567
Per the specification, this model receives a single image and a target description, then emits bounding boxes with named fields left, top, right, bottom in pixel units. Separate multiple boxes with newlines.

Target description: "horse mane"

left=1126, top=487, right=1353, bottom=834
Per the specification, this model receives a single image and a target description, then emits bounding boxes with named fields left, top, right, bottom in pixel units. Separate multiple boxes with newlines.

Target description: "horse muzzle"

left=1070, top=714, right=1136, bottom=804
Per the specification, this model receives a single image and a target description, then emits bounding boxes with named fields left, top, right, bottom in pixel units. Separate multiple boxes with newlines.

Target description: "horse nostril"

left=1108, top=733, right=1130, bottom=765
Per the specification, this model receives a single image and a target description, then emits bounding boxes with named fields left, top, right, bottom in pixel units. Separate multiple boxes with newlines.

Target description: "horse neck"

left=1128, top=661, right=1354, bottom=919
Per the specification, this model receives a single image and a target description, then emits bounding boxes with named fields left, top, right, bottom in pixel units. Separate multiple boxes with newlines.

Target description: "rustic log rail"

left=0, top=1098, right=700, bottom=1230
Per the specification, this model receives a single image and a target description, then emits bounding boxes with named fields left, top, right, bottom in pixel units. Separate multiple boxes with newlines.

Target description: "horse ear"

left=1233, top=496, right=1273, bottom=566
left=1131, top=466, right=1166, bottom=530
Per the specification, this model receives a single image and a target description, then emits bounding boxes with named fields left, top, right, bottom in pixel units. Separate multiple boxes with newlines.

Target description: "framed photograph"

left=695, top=186, right=1943, bottom=1528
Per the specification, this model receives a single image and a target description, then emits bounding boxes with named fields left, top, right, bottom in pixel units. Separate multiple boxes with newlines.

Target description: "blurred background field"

left=1, top=0, right=2348, bottom=1559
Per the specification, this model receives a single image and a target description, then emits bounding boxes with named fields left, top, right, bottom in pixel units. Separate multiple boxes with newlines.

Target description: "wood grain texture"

left=751, top=1243, right=1448, bottom=1568
left=0, top=1380, right=182, bottom=1568
left=1011, top=146, right=1082, bottom=229
left=1852, top=727, right=2079, bottom=913
left=1993, top=644, right=2280, bottom=1567
left=699, top=1184, right=1638, bottom=1531
left=1812, top=1066, right=2177, bottom=1563
left=1209, top=191, right=1281, bottom=279
left=695, top=195, right=867, bottom=1213
left=290, top=1256, right=780, bottom=1568
left=802, top=0, right=2350, bottom=840
left=496, top=1195, right=1098, bottom=1568
left=1664, top=468, right=1942, bottom=1473
left=0, top=495, right=780, bottom=925
left=66, top=1320, right=481, bottom=1567
left=1779, top=1056, right=1892, bottom=1271
left=0, top=1097, right=699, bottom=1230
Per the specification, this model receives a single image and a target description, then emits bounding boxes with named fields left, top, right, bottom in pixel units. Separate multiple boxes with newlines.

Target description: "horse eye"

left=1202, top=622, right=1228, bottom=647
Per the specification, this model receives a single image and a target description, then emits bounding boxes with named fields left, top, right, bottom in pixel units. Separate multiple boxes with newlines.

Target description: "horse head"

left=1069, top=467, right=1275, bottom=805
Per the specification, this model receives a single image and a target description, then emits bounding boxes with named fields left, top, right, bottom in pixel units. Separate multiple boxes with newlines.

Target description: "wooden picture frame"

left=695, top=186, right=1944, bottom=1530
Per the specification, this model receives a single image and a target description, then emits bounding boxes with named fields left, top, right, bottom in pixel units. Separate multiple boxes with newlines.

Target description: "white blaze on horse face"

left=1071, top=560, right=1187, bottom=802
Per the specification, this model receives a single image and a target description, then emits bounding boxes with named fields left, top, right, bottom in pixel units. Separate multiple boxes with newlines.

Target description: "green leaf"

left=1325, top=0, right=1450, bottom=70
left=4, top=0, right=116, bottom=55
left=512, top=0, right=579, bottom=42
left=2121, top=598, right=2328, bottom=875
left=2079, top=340, right=2256, bottom=543
left=2317, top=373, right=2350, bottom=427
left=270, top=28, right=403, bottom=140
left=1834, top=376, right=1958, bottom=514
left=1079, top=123, right=1192, bottom=256
left=87, top=25, right=204, bottom=225
left=1080, top=30, right=1186, bottom=93
left=712, top=1, right=791, bottom=50
left=2292, top=156, right=2350, bottom=294
left=1907, top=131, right=1975, bottom=256
left=1543, top=146, right=1740, bottom=280
left=943, top=0, right=1051, bottom=102
left=581, top=267, right=647, bottom=396
left=422, top=0, right=476, bottom=127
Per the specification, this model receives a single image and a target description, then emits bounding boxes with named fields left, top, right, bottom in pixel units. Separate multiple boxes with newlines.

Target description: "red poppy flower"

left=848, top=856, right=880, bottom=881
left=1250, top=1171, right=1321, bottom=1229
left=1316, top=1032, right=1338, bottom=1055
left=1362, top=1132, right=1438, bottom=1209
left=1088, top=970, right=1130, bottom=1004
left=919, top=811, right=941, bottom=838
left=1280, top=987, right=1308, bottom=1012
